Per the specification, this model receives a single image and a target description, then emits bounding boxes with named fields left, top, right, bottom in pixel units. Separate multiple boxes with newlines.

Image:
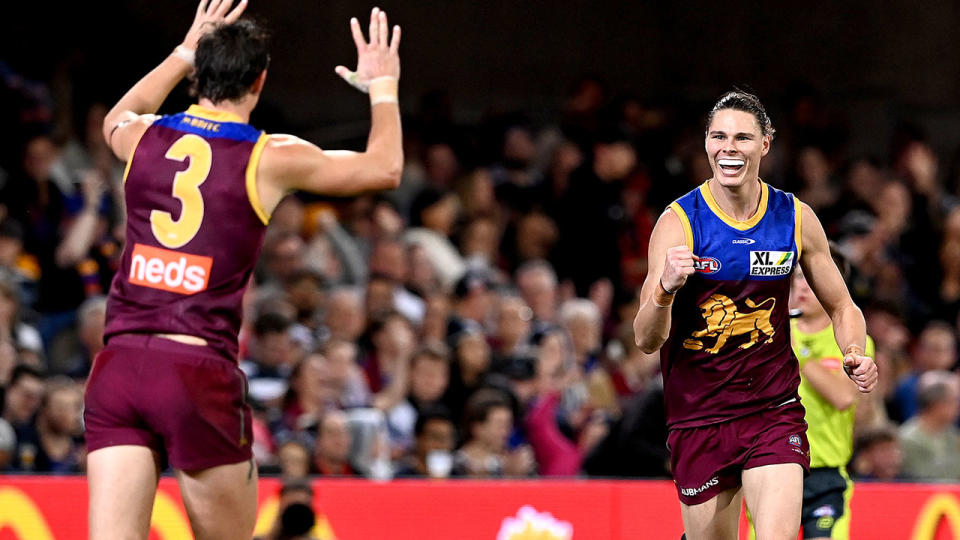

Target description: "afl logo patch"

left=694, top=257, right=721, bottom=274
left=788, top=435, right=802, bottom=447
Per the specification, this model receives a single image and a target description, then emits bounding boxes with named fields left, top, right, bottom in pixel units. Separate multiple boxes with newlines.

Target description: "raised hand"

left=335, top=7, right=401, bottom=92
left=661, top=245, right=698, bottom=293
left=182, top=0, right=248, bottom=51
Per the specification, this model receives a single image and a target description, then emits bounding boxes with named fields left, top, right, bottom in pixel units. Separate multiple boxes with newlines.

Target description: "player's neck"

left=197, top=97, right=254, bottom=123
left=707, top=177, right=762, bottom=221
left=796, top=311, right=830, bottom=333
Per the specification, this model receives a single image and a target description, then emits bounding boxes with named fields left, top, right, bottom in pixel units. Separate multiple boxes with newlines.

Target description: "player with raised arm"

left=632, top=91, right=877, bottom=540
left=85, top=2, right=402, bottom=538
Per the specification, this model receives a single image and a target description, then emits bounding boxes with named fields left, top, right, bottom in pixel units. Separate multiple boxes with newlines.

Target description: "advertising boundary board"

left=1, top=477, right=960, bottom=539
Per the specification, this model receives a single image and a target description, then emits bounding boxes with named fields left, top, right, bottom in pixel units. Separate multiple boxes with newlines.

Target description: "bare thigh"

left=742, top=463, right=803, bottom=540
left=88, top=445, right=161, bottom=540
left=680, top=487, right=742, bottom=540
left=176, top=459, right=258, bottom=540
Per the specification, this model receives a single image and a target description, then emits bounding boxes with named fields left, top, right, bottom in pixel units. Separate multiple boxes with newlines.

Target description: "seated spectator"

left=852, top=425, right=904, bottom=481
left=891, top=321, right=957, bottom=421
left=395, top=406, right=457, bottom=478
left=403, top=187, right=465, bottom=289
left=515, top=260, right=559, bottom=332
left=368, top=238, right=425, bottom=324
left=322, top=339, right=371, bottom=409
left=383, top=342, right=450, bottom=456
left=242, top=312, right=298, bottom=406
left=1, top=364, right=44, bottom=431
left=59, top=294, right=105, bottom=378
left=454, top=388, right=534, bottom=478
left=490, top=293, right=533, bottom=366
left=443, top=323, right=492, bottom=425
left=322, top=286, right=366, bottom=343
left=899, top=370, right=960, bottom=480
left=559, top=298, right=619, bottom=417
left=0, top=273, right=42, bottom=365
left=281, top=354, right=335, bottom=435
left=12, top=376, right=83, bottom=473
left=312, top=410, right=357, bottom=477
left=276, top=436, right=313, bottom=480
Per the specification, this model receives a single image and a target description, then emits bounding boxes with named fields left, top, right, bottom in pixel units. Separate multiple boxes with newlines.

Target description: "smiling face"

left=705, top=109, right=770, bottom=188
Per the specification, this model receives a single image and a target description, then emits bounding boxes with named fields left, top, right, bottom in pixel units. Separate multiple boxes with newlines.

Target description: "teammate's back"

left=105, top=106, right=269, bottom=360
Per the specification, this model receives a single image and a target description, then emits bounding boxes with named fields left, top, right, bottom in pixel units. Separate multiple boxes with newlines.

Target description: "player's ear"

left=251, top=70, right=268, bottom=95
left=761, top=134, right=771, bottom=157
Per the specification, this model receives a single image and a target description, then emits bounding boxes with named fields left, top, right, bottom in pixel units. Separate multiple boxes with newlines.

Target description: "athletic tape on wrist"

left=173, top=45, right=195, bottom=67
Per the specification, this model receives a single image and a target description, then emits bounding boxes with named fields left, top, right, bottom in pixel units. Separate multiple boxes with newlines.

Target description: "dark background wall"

left=5, top=1, right=960, bottom=155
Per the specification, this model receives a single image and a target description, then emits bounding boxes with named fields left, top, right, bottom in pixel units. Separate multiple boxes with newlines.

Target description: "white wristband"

left=370, top=95, right=399, bottom=106
left=173, top=45, right=195, bottom=67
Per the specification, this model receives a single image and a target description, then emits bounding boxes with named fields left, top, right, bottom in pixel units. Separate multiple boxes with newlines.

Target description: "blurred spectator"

left=368, top=238, right=425, bottom=324
left=323, top=286, right=366, bottom=343
left=446, top=268, right=495, bottom=340
left=454, top=388, right=533, bottom=478
left=1, top=364, right=44, bottom=431
left=12, top=376, right=83, bottom=472
left=276, top=437, right=313, bottom=480
left=58, top=294, right=105, bottom=378
left=394, top=406, right=457, bottom=478
left=312, top=410, right=356, bottom=477
left=515, top=260, right=559, bottom=331
left=403, top=187, right=465, bottom=288
left=490, top=293, right=533, bottom=366
left=321, top=339, right=371, bottom=409
left=0, top=417, right=15, bottom=470
left=443, top=324, right=492, bottom=425
left=243, top=312, right=298, bottom=406
left=559, top=298, right=619, bottom=416
left=0, top=272, right=43, bottom=363
left=852, top=425, right=904, bottom=481
left=891, top=321, right=957, bottom=422
left=898, top=370, right=960, bottom=481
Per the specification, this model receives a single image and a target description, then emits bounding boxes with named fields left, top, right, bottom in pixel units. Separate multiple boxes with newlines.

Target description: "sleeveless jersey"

left=793, top=320, right=875, bottom=468
left=661, top=180, right=803, bottom=429
left=104, top=105, right=270, bottom=362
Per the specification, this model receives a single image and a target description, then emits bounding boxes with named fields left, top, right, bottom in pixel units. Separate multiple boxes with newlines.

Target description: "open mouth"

left=717, top=158, right=745, bottom=174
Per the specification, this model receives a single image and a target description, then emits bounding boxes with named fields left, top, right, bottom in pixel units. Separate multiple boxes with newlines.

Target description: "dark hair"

left=9, top=364, right=45, bottom=387
left=463, top=388, right=511, bottom=430
left=706, top=90, right=775, bottom=139
left=414, top=405, right=454, bottom=437
left=192, top=19, right=270, bottom=103
left=254, top=311, right=291, bottom=337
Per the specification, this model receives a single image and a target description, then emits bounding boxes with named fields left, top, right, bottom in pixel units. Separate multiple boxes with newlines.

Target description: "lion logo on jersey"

left=682, top=294, right=776, bottom=354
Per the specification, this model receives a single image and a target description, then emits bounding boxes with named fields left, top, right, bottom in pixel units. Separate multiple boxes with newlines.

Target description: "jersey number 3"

left=150, top=134, right=211, bottom=248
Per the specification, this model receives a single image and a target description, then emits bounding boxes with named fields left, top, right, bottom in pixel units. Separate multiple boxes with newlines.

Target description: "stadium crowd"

left=1, top=69, right=959, bottom=484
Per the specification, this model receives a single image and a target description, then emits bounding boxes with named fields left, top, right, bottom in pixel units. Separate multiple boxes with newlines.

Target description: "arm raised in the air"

left=258, top=8, right=402, bottom=200
left=102, top=0, right=247, bottom=160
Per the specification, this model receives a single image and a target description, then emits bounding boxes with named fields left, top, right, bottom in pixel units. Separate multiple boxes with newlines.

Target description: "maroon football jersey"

left=104, top=105, right=270, bottom=362
left=661, top=182, right=803, bottom=429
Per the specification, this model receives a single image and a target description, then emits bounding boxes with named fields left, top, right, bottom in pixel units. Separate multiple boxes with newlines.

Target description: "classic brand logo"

left=129, top=243, right=212, bottom=295
left=683, top=294, right=776, bottom=354
left=694, top=257, right=722, bottom=274
left=732, top=238, right=756, bottom=245
left=750, top=250, right=794, bottom=276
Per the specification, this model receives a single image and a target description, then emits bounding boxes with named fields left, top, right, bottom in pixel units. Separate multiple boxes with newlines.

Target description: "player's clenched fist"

left=661, top=245, right=698, bottom=293
left=843, top=350, right=879, bottom=393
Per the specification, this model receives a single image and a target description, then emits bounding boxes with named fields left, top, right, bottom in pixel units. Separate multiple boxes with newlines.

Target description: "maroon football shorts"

left=84, top=334, right=252, bottom=471
left=667, top=400, right=810, bottom=506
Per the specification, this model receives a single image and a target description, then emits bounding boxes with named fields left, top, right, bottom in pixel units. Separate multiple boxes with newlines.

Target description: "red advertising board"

left=1, top=476, right=959, bottom=539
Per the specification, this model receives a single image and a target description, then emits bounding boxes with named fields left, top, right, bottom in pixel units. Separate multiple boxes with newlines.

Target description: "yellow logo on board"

left=683, top=294, right=776, bottom=354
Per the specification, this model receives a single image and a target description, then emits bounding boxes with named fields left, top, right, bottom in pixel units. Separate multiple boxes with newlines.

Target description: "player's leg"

left=742, top=463, right=804, bottom=540
left=176, top=459, right=258, bottom=540
left=680, top=487, right=743, bottom=540
left=88, top=445, right=161, bottom=540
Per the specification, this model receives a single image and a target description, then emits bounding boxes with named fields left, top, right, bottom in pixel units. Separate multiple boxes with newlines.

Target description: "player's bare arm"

left=633, top=208, right=695, bottom=353
left=257, top=7, right=402, bottom=208
left=102, top=0, right=248, bottom=159
left=798, top=202, right=878, bottom=393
